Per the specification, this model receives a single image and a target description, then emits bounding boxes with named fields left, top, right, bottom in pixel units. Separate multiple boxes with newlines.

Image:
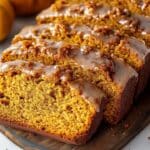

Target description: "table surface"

left=0, top=124, right=149, bottom=150
left=0, top=17, right=149, bottom=150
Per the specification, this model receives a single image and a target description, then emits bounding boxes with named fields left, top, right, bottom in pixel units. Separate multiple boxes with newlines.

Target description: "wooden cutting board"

left=0, top=18, right=150, bottom=150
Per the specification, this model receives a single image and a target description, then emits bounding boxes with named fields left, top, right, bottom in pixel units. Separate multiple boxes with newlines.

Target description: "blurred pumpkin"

left=0, top=0, right=15, bottom=41
left=10, top=0, right=53, bottom=16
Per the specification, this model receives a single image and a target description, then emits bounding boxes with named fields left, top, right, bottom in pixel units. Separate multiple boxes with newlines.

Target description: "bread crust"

left=136, top=53, right=150, bottom=97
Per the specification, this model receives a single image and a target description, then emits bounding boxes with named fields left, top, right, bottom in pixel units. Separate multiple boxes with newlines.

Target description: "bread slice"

left=116, top=37, right=150, bottom=97
left=1, top=39, right=138, bottom=124
left=59, top=0, right=150, bottom=16
left=12, top=22, right=150, bottom=96
left=36, top=1, right=150, bottom=49
left=36, top=1, right=119, bottom=25
left=36, top=1, right=150, bottom=36
left=36, top=1, right=150, bottom=96
left=0, top=60, right=106, bottom=145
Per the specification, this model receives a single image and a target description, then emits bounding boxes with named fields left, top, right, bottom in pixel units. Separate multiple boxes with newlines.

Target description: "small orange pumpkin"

left=0, top=0, right=15, bottom=41
left=10, top=0, right=53, bottom=16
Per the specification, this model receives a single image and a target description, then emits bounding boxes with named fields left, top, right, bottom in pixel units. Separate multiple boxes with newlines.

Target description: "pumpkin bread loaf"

left=12, top=22, right=150, bottom=96
left=0, top=60, right=106, bottom=145
left=1, top=39, right=138, bottom=124
left=0, top=0, right=149, bottom=145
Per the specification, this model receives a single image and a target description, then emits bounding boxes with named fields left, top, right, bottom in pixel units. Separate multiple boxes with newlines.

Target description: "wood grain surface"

left=0, top=18, right=149, bottom=150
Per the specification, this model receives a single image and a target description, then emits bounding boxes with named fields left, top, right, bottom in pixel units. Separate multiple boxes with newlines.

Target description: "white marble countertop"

left=0, top=124, right=149, bottom=150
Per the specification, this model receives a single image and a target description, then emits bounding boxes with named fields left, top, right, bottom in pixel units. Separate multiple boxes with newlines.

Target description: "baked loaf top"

left=54, top=0, right=150, bottom=16
left=2, top=38, right=138, bottom=89
left=37, top=1, right=150, bottom=34
left=12, top=22, right=150, bottom=71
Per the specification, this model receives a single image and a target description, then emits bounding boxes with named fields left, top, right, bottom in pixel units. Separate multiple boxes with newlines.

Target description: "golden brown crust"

left=55, top=0, right=150, bottom=16
left=36, top=1, right=150, bottom=43
left=61, top=1, right=149, bottom=38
